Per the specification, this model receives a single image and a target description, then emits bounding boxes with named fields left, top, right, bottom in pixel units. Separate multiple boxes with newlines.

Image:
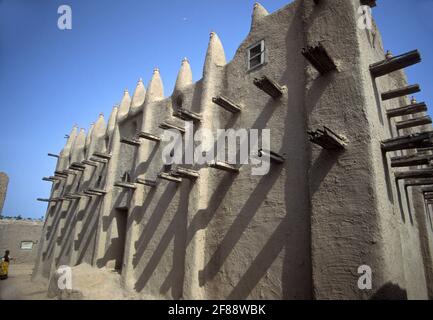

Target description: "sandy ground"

left=0, top=264, right=52, bottom=300
left=0, top=263, right=144, bottom=300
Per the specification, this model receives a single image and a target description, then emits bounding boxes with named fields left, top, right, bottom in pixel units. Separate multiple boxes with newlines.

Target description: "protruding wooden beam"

left=381, top=131, right=433, bottom=152
left=212, top=96, right=242, bottom=113
left=253, top=76, right=284, bottom=98
left=208, top=161, right=239, bottom=173
left=79, top=193, right=92, bottom=198
left=63, top=169, right=78, bottom=175
left=54, top=171, right=68, bottom=178
left=88, top=188, right=107, bottom=195
left=391, top=153, right=433, bottom=167
left=84, top=190, right=99, bottom=196
left=135, top=178, right=157, bottom=187
left=258, top=149, right=285, bottom=163
left=396, top=115, right=432, bottom=131
left=158, top=172, right=182, bottom=183
left=422, top=186, right=433, bottom=194
left=42, top=176, right=60, bottom=182
left=37, top=198, right=50, bottom=202
left=120, top=137, right=141, bottom=147
left=301, top=44, right=337, bottom=75
left=395, top=168, right=433, bottom=180
left=173, top=108, right=202, bottom=122
left=70, top=162, right=86, bottom=170
left=64, top=194, right=81, bottom=200
left=159, top=121, right=186, bottom=134
left=417, top=147, right=433, bottom=154
left=114, top=181, right=137, bottom=190
left=89, top=157, right=109, bottom=164
left=381, top=84, right=420, bottom=101
left=307, top=126, right=346, bottom=150
left=405, top=178, right=433, bottom=188
left=370, top=50, right=421, bottom=78
left=360, top=0, right=376, bottom=7
left=387, top=102, right=427, bottom=118
left=82, top=160, right=98, bottom=167
left=47, top=153, right=59, bottom=158
left=172, top=167, right=200, bottom=180
left=137, top=132, right=161, bottom=143
left=424, top=193, right=433, bottom=200
left=93, top=152, right=112, bottom=160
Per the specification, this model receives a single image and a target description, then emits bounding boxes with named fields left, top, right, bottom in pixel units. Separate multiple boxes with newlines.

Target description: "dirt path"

left=0, top=264, right=51, bottom=300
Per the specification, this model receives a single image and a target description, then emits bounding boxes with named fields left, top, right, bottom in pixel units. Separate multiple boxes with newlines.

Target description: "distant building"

left=0, top=219, right=43, bottom=264
left=34, top=0, right=433, bottom=299
left=0, top=172, right=9, bottom=215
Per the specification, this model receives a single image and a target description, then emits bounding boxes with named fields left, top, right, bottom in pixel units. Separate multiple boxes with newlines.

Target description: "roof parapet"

left=251, top=3, right=269, bottom=30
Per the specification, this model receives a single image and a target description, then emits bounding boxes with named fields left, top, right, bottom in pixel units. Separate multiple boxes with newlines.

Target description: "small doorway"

left=113, top=208, right=128, bottom=272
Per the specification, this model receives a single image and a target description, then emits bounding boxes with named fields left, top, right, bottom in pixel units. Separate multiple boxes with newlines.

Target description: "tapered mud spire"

left=70, top=128, right=86, bottom=164
left=85, top=122, right=94, bottom=153
left=130, top=78, right=146, bottom=115
left=145, top=68, right=164, bottom=104
left=88, top=113, right=106, bottom=156
left=57, top=125, right=78, bottom=171
left=117, top=89, right=131, bottom=122
left=251, top=3, right=269, bottom=30
left=203, top=32, right=226, bottom=77
left=174, top=58, right=193, bottom=93
left=106, top=105, right=118, bottom=138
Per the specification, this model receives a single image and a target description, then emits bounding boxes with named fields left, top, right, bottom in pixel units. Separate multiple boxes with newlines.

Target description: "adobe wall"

left=32, top=0, right=433, bottom=300
left=0, top=219, right=43, bottom=264
left=0, top=172, right=8, bottom=214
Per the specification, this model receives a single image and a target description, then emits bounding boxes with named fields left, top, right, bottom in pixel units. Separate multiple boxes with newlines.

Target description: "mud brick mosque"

left=33, top=0, right=433, bottom=299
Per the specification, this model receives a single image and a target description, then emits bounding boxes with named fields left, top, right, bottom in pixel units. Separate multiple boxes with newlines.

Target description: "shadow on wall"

left=370, top=282, right=408, bottom=300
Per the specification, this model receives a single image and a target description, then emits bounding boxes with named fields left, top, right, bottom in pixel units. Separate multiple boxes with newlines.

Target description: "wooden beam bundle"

left=307, top=126, right=346, bottom=150
left=395, top=168, right=433, bottom=180
left=258, top=149, right=285, bottom=164
left=114, top=181, right=137, bottom=190
left=370, top=50, right=421, bottom=78
left=212, top=96, right=242, bottom=113
left=396, top=115, right=432, bottom=131
left=381, top=84, right=420, bottom=101
left=54, top=171, right=68, bottom=178
left=208, top=161, right=239, bottom=173
left=93, top=152, right=112, bottom=160
left=135, top=178, right=157, bottom=187
left=88, top=188, right=107, bottom=195
left=158, top=172, right=182, bottom=183
left=172, top=167, right=200, bottom=180
left=159, top=121, right=186, bottom=134
left=381, top=131, right=433, bottom=152
left=82, top=160, right=98, bottom=167
left=120, top=137, right=141, bottom=147
left=253, top=76, right=284, bottom=98
left=390, top=153, right=433, bottom=167
left=301, top=44, right=337, bottom=75
left=405, top=178, right=433, bottom=188
left=387, top=102, right=427, bottom=118
left=89, top=157, right=108, bottom=164
left=137, top=132, right=161, bottom=143
left=173, top=108, right=202, bottom=122
left=47, top=153, right=59, bottom=158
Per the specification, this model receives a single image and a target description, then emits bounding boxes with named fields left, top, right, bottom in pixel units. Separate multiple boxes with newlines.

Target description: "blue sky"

left=0, top=0, right=432, bottom=219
